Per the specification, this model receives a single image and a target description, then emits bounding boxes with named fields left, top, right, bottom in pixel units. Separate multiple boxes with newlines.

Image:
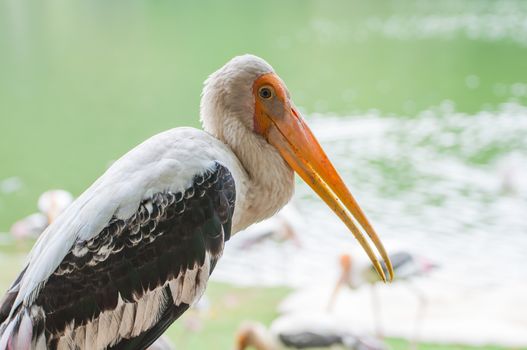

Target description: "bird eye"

left=258, top=86, right=274, bottom=100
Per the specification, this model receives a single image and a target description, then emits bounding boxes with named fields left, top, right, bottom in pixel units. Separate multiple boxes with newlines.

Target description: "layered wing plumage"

left=0, top=128, right=238, bottom=350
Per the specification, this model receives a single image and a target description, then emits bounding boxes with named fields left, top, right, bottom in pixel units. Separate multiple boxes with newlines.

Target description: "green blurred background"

left=1, top=0, right=527, bottom=349
left=2, top=0, right=527, bottom=229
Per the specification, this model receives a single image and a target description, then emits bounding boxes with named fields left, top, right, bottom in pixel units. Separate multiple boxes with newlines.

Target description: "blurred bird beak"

left=255, top=77, right=393, bottom=281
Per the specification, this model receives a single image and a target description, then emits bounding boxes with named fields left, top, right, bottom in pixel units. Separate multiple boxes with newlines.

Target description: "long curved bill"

left=266, top=106, right=393, bottom=282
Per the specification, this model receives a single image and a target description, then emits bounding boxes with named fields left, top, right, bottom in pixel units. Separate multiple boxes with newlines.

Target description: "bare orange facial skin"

left=252, top=73, right=288, bottom=137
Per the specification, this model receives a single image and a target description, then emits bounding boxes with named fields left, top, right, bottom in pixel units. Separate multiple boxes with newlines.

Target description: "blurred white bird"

left=235, top=316, right=386, bottom=350
left=232, top=203, right=304, bottom=249
left=9, top=189, right=74, bottom=240
left=327, top=251, right=436, bottom=348
left=497, top=152, right=526, bottom=195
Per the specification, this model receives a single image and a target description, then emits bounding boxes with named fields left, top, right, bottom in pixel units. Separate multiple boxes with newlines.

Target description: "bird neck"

left=206, top=116, right=294, bottom=233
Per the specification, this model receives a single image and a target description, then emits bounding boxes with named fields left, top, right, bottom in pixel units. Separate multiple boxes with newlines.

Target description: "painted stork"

left=327, top=252, right=435, bottom=347
left=0, top=55, right=392, bottom=350
left=235, top=319, right=386, bottom=350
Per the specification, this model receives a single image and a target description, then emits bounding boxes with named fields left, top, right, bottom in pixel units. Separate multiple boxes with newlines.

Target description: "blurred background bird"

left=327, top=251, right=436, bottom=347
left=232, top=203, right=304, bottom=250
left=9, top=190, right=74, bottom=240
left=235, top=317, right=386, bottom=350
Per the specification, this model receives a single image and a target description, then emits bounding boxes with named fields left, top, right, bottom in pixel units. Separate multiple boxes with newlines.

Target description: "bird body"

left=235, top=316, right=386, bottom=350
left=232, top=203, right=303, bottom=249
left=9, top=213, right=48, bottom=241
left=19, top=128, right=247, bottom=297
left=0, top=126, right=290, bottom=350
left=0, top=55, right=391, bottom=349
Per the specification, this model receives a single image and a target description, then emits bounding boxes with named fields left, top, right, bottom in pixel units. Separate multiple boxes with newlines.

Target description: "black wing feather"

left=107, top=285, right=186, bottom=350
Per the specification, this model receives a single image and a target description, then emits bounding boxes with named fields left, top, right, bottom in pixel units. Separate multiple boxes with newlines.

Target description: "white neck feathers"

left=199, top=55, right=294, bottom=233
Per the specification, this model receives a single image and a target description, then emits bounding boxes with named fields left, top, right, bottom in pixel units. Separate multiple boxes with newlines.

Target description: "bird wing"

left=0, top=128, right=237, bottom=350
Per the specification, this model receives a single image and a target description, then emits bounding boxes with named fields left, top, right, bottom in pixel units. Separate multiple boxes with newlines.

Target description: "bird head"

left=234, top=321, right=278, bottom=350
left=201, top=55, right=393, bottom=282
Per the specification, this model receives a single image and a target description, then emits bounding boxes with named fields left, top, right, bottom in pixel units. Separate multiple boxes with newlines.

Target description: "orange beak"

left=254, top=74, right=393, bottom=282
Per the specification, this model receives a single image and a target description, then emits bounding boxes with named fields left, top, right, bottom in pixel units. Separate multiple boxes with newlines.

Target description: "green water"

left=1, top=0, right=527, bottom=229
